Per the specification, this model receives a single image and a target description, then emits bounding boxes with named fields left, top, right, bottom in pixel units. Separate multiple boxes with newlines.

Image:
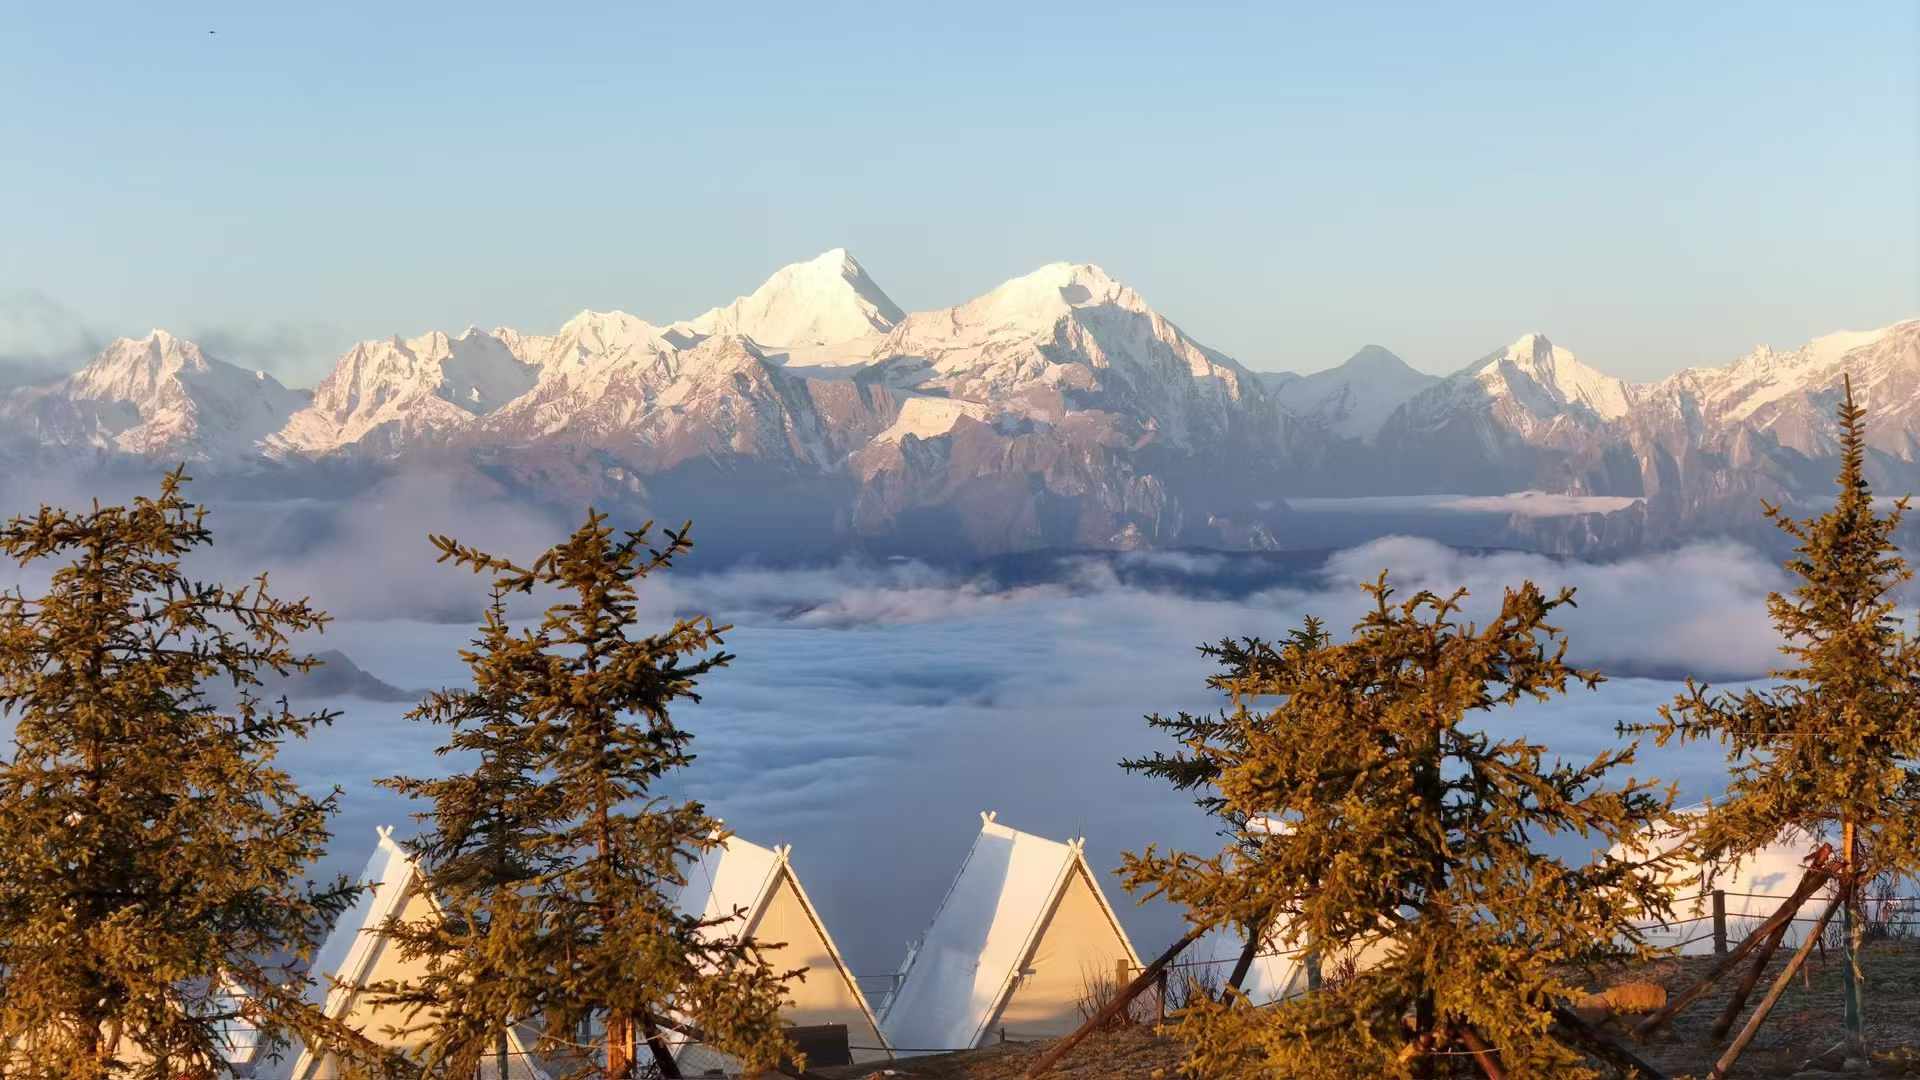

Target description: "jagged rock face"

left=3, top=248, right=1914, bottom=561
left=272, top=329, right=537, bottom=457
left=864, top=262, right=1261, bottom=451
left=821, top=262, right=1297, bottom=555
left=1377, top=334, right=1644, bottom=495
left=1373, top=323, right=1920, bottom=517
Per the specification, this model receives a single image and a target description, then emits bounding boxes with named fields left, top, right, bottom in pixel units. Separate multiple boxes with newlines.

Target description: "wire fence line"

left=1110, top=887, right=1920, bottom=985
left=829, top=888, right=1920, bottom=1060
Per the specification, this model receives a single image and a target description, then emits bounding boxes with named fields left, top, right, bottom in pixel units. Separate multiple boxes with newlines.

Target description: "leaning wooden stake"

left=646, top=1013, right=824, bottom=1080
left=641, top=1014, right=683, bottom=1078
left=1456, top=1023, right=1507, bottom=1080
left=1631, top=851, right=1832, bottom=1041
left=1550, top=1005, right=1666, bottom=1078
left=1709, top=917, right=1790, bottom=1041
left=1710, top=894, right=1844, bottom=1078
left=1026, top=923, right=1209, bottom=1078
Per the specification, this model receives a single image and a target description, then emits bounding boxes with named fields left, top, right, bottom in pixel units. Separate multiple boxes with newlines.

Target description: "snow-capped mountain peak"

left=1270, top=345, right=1440, bottom=440
left=7, top=252, right=1916, bottom=564
left=69, top=330, right=212, bottom=403
left=271, top=326, right=537, bottom=455
left=1654, top=319, right=1920, bottom=454
left=19, top=331, right=308, bottom=459
left=1468, top=333, right=1636, bottom=422
left=1341, top=343, right=1417, bottom=374
left=864, top=259, right=1257, bottom=452
left=684, top=248, right=904, bottom=348
left=953, top=261, right=1148, bottom=330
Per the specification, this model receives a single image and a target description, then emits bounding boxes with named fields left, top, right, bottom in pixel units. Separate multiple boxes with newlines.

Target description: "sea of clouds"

left=0, top=468, right=1840, bottom=976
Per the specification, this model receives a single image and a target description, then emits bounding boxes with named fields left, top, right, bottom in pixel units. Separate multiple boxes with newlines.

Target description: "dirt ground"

left=809, top=1025, right=1177, bottom=1080
left=811, top=940, right=1920, bottom=1079
left=1629, top=938, right=1920, bottom=1077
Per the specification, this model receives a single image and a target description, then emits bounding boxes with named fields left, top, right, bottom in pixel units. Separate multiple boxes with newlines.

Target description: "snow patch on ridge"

left=874, top=396, right=993, bottom=444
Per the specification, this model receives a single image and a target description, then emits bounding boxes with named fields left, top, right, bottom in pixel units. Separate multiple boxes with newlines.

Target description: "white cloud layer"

left=0, top=472, right=1848, bottom=975
left=1287, top=491, right=1644, bottom=516
left=256, top=533, right=1805, bottom=972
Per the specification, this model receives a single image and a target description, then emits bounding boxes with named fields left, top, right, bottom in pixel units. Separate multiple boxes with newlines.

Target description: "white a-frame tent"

left=1184, top=921, right=1315, bottom=1006
left=879, top=812, right=1140, bottom=1055
left=264, top=827, right=549, bottom=1080
left=1178, top=817, right=1392, bottom=1005
left=670, top=832, right=891, bottom=1071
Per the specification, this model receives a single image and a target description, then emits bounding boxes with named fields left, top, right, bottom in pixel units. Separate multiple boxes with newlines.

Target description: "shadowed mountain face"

left=3, top=249, right=1915, bottom=562
left=199, top=649, right=417, bottom=707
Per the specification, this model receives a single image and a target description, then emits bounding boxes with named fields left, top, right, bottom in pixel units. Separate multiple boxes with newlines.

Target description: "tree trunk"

left=1841, top=817, right=1866, bottom=1063
left=1221, top=911, right=1267, bottom=1003
left=605, top=1012, right=632, bottom=1078
left=1412, top=717, right=1444, bottom=1080
left=1413, top=992, right=1437, bottom=1080
left=495, top=1028, right=509, bottom=1079
left=585, top=637, right=634, bottom=1080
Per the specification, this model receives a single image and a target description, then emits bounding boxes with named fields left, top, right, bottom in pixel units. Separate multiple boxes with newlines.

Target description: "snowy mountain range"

left=2, top=248, right=1914, bottom=560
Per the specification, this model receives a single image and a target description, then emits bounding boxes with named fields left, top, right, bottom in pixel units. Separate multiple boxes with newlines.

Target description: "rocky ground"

left=811, top=940, right=1920, bottom=1079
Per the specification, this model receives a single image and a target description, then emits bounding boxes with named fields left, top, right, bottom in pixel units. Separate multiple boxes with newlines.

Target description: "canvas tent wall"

left=1180, top=815, right=1315, bottom=1007
left=209, top=976, right=264, bottom=1071
left=263, top=826, right=549, bottom=1080
left=668, top=832, right=891, bottom=1073
left=1611, top=808, right=1840, bottom=956
left=879, top=812, right=1140, bottom=1055
left=1183, top=922, right=1314, bottom=1006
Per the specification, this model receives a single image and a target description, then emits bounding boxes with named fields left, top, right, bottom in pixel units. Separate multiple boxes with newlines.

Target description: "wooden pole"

left=1709, top=918, right=1789, bottom=1041
left=1710, top=894, right=1843, bottom=1079
left=1026, top=924, right=1208, bottom=1078
left=1711, top=889, right=1727, bottom=956
left=1632, top=854, right=1831, bottom=1040
left=1456, top=1023, right=1507, bottom=1080
left=640, top=1015, right=682, bottom=1079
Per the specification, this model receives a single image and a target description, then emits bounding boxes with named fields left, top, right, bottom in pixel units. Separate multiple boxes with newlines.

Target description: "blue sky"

left=2, top=1, right=1914, bottom=382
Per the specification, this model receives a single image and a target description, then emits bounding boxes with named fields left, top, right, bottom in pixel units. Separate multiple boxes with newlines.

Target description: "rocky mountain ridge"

left=3, top=250, right=1913, bottom=560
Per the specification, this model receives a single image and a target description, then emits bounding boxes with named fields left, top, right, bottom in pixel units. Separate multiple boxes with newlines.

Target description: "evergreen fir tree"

left=0, top=469, right=377, bottom=1079
left=415, top=511, right=796, bottom=1078
left=1124, top=617, right=1331, bottom=835
left=1122, top=618, right=1332, bottom=996
left=373, top=587, right=564, bottom=1077
left=1630, top=377, right=1920, bottom=1062
left=1123, top=576, right=1677, bottom=1078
